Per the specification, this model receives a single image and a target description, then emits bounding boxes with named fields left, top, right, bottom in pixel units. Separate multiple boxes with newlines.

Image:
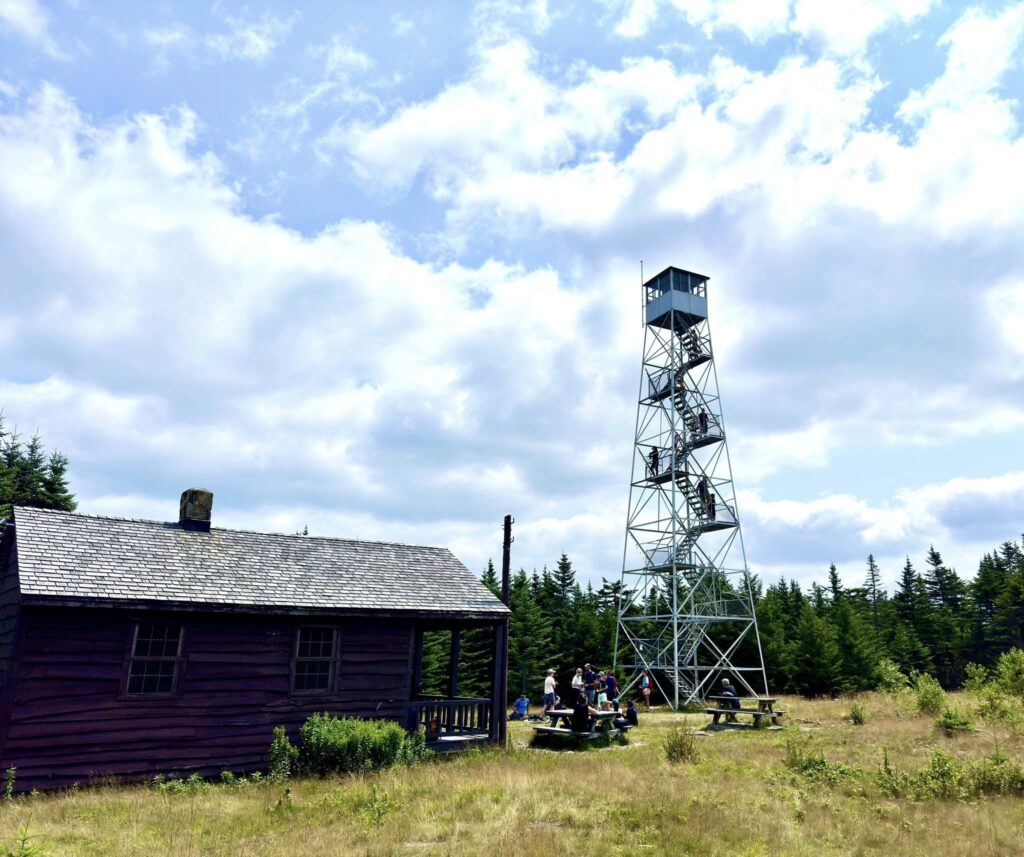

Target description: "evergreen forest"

left=428, top=543, right=1024, bottom=703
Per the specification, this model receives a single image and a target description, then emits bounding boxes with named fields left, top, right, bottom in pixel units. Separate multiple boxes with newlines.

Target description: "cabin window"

left=293, top=627, right=337, bottom=693
left=126, top=622, right=183, bottom=696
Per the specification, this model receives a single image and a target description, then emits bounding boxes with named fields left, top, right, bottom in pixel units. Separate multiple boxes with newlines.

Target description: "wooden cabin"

left=0, top=489, right=509, bottom=791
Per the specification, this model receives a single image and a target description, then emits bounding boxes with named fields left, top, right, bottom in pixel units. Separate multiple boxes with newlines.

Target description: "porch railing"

left=408, top=697, right=492, bottom=739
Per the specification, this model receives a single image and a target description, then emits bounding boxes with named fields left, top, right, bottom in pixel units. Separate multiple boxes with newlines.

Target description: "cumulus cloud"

left=4, top=0, right=1024, bottom=589
left=0, top=84, right=638, bottom=578
left=743, top=470, right=1024, bottom=585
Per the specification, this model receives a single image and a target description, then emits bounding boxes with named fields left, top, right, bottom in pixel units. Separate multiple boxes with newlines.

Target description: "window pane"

left=128, top=659, right=177, bottom=695
left=134, top=623, right=181, bottom=658
left=297, top=628, right=335, bottom=659
left=294, top=660, right=333, bottom=692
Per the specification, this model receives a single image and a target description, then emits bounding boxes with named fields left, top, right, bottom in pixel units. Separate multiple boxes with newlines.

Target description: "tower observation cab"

left=614, top=266, right=768, bottom=710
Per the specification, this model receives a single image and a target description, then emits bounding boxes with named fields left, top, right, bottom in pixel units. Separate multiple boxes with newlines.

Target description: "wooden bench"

left=532, top=724, right=631, bottom=741
left=532, top=709, right=632, bottom=744
left=705, top=696, right=784, bottom=726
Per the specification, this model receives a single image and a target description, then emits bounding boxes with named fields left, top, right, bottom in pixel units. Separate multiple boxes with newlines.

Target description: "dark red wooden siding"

left=0, top=607, right=415, bottom=790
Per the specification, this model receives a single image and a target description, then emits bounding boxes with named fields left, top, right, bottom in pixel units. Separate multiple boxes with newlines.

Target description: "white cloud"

left=391, top=14, right=415, bottom=38
left=986, top=278, right=1024, bottom=372
left=610, top=0, right=936, bottom=51
left=206, top=11, right=294, bottom=62
left=742, top=470, right=1024, bottom=583
left=0, top=0, right=62, bottom=57
left=791, top=0, right=937, bottom=56
left=0, top=84, right=633, bottom=577
left=143, top=11, right=295, bottom=71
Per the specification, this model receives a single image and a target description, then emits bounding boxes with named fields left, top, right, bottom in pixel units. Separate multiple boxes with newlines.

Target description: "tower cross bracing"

left=614, top=267, right=768, bottom=710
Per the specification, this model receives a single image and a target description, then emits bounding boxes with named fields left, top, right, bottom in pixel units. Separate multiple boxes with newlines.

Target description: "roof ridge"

left=12, top=505, right=451, bottom=552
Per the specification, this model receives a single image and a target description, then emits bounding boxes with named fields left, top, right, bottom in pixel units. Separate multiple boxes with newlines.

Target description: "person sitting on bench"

left=719, top=678, right=741, bottom=713
left=615, top=699, right=639, bottom=729
left=572, top=692, right=600, bottom=733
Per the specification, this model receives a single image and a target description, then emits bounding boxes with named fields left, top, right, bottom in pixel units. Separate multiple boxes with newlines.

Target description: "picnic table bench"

left=704, top=696, right=784, bottom=726
left=532, top=709, right=631, bottom=743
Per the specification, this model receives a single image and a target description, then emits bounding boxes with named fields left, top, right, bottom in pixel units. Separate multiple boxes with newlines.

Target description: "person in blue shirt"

left=583, top=664, right=599, bottom=704
left=510, top=694, right=530, bottom=720
left=615, top=699, right=640, bottom=729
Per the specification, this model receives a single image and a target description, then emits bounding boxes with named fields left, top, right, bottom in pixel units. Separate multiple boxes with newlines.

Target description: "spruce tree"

left=834, top=600, right=877, bottom=692
left=508, top=570, right=553, bottom=699
left=993, top=569, right=1024, bottom=650
left=864, top=554, right=882, bottom=632
left=0, top=417, right=77, bottom=519
left=791, top=602, right=839, bottom=696
left=458, top=561, right=503, bottom=697
left=827, top=563, right=843, bottom=605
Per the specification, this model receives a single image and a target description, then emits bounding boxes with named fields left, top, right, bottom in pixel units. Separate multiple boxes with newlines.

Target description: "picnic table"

left=704, top=696, right=784, bottom=726
left=532, top=709, right=630, bottom=743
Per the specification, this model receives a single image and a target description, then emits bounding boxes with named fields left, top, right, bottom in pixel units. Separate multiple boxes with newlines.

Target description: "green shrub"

left=269, top=726, right=299, bottom=781
left=936, top=707, right=973, bottom=734
left=0, top=826, right=48, bottom=857
left=664, top=725, right=701, bottom=764
left=963, top=662, right=989, bottom=695
left=360, top=784, right=396, bottom=826
left=877, top=749, right=1024, bottom=801
left=152, top=773, right=210, bottom=795
left=849, top=702, right=866, bottom=725
left=875, top=658, right=908, bottom=693
left=3, top=767, right=14, bottom=800
left=912, top=672, right=945, bottom=716
left=995, top=648, right=1024, bottom=699
left=295, top=713, right=430, bottom=776
left=783, top=740, right=857, bottom=786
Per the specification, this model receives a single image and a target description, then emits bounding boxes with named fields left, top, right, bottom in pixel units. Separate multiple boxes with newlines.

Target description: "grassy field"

left=0, top=692, right=1022, bottom=856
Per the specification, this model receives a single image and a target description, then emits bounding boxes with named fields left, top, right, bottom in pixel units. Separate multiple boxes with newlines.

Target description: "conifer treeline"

left=0, top=416, right=77, bottom=520
left=435, top=541, right=1024, bottom=702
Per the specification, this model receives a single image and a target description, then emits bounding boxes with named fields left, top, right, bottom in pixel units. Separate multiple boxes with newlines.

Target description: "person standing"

left=698, top=408, right=708, bottom=437
left=542, top=669, right=557, bottom=714
left=640, top=671, right=652, bottom=710
left=707, top=491, right=716, bottom=522
left=648, top=445, right=660, bottom=478
left=583, top=664, right=599, bottom=705
left=571, top=668, right=585, bottom=696
left=605, top=673, right=619, bottom=710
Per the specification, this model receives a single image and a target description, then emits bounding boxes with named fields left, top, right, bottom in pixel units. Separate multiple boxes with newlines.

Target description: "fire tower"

left=614, top=267, right=768, bottom=709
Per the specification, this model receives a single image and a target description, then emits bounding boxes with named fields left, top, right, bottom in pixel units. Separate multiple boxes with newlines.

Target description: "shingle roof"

left=10, top=507, right=509, bottom=618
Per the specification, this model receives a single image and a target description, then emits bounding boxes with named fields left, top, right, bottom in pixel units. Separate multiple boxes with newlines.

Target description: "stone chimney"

left=179, top=488, right=213, bottom=532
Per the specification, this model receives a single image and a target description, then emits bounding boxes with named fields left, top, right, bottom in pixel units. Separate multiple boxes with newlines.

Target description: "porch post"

left=448, top=628, right=462, bottom=698
left=490, top=617, right=509, bottom=744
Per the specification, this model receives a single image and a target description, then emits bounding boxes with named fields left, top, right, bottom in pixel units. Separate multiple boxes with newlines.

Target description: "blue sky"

left=2, top=0, right=1024, bottom=591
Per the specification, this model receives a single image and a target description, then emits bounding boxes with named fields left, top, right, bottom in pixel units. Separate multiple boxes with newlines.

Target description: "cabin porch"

left=407, top=619, right=508, bottom=750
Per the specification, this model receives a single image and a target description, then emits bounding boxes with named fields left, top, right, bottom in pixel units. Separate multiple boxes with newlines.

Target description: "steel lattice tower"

left=614, top=267, right=768, bottom=709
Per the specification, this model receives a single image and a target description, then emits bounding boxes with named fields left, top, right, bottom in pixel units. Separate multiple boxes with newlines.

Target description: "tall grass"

left=1, top=694, right=1022, bottom=857
left=663, top=724, right=701, bottom=764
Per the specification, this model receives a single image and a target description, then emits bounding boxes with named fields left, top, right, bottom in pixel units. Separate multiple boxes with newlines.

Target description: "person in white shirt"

left=571, top=668, right=585, bottom=696
left=542, top=669, right=557, bottom=714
